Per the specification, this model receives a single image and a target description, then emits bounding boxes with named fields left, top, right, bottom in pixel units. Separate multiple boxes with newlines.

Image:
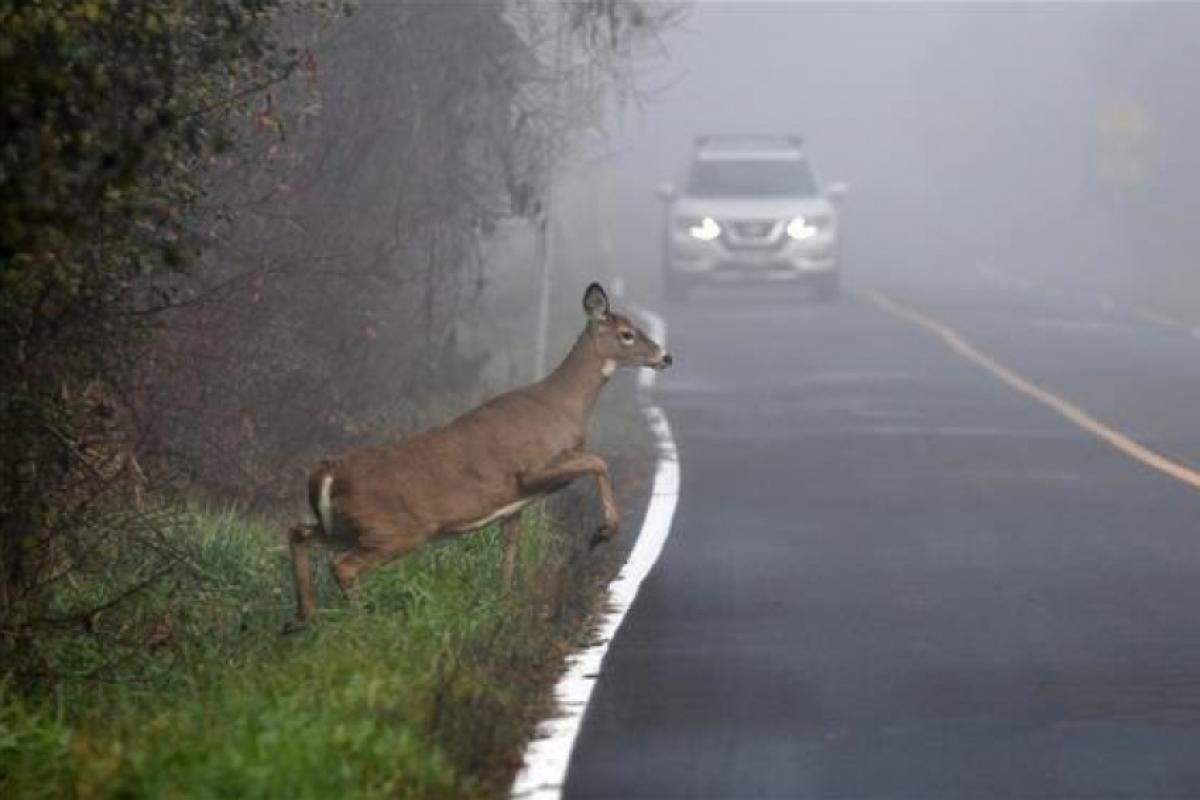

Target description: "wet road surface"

left=563, top=277, right=1200, bottom=799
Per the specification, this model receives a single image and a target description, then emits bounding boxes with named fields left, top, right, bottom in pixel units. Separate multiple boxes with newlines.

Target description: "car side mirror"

left=655, top=182, right=676, bottom=203
left=826, top=181, right=849, bottom=202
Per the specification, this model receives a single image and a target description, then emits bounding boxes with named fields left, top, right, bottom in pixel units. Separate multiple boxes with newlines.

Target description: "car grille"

left=723, top=219, right=782, bottom=251
left=715, top=259, right=794, bottom=272
left=730, top=220, right=775, bottom=238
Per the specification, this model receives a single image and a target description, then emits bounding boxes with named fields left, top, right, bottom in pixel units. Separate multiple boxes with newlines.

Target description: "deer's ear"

left=582, top=282, right=609, bottom=321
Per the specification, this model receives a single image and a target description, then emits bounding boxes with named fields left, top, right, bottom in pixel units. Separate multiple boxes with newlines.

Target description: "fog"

left=596, top=2, right=1199, bottom=305
left=12, top=3, right=1200, bottom=793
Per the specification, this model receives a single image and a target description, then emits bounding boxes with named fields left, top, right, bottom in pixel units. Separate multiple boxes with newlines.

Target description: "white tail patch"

left=317, top=474, right=334, bottom=536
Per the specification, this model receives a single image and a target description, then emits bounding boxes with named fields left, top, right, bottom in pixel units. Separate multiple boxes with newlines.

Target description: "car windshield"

left=687, top=158, right=818, bottom=198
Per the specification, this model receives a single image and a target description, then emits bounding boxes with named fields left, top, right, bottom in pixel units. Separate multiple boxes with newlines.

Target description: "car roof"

left=694, top=134, right=805, bottom=161
left=695, top=149, right=805, bottom=162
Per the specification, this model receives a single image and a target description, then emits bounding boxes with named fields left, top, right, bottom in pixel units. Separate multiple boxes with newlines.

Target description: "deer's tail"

left=307, top=461, right=337, bottom=537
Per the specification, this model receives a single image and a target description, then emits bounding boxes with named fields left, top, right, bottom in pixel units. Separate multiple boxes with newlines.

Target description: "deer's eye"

left=619, top=330, right=636, bottom=345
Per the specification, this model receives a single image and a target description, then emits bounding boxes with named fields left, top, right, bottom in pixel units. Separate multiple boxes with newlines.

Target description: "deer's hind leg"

left=330, top=549, right=382, bottom=604
left=286, top=522, right=325, bottom=632
left=330, top=523, right=426, bottom=605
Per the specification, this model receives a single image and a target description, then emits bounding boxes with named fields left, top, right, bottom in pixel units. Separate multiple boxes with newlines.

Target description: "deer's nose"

left=660, top=352, right=673, bottom=369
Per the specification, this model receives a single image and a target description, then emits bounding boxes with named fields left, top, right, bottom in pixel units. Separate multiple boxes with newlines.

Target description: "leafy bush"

left=0, top=4, right=676, bottom=781
left=0, top=0, right=309, bottom=655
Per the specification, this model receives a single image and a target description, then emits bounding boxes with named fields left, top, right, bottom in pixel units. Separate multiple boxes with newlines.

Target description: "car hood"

left=671, top=195, right=833, bottom=221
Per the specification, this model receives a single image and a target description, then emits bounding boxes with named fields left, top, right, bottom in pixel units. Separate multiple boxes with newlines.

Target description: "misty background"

left=569, top=2, right=1198, bottom=314
left=6, top=2, right=1200, bottom=795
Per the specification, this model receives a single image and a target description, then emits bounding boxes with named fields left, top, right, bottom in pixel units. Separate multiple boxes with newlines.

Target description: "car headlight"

left=786, top=216, right=823, bottom=241
left=684, top=217, right=721, bottom=241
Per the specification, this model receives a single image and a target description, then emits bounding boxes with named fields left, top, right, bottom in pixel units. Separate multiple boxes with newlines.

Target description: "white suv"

left=658, top=135, right=845, bottom=302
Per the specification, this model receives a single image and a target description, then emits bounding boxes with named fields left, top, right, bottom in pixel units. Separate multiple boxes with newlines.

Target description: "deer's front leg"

left=520, top=451, right=619, bottom=548
left=501, top=513, right=522, bottom=587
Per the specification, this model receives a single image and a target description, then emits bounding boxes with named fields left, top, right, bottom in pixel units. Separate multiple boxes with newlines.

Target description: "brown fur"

left=285, top=284, right=671, bottom=629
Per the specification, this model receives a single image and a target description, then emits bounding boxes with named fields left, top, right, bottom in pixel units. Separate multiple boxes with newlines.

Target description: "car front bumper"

left=666, top=232, right=838, bottom=283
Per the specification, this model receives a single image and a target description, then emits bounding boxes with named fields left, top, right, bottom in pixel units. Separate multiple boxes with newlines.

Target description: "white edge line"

left=509, top=305, right=677, bottom=800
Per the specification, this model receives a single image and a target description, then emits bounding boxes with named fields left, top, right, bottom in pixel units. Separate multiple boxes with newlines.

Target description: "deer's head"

left=583, top=283, right=673, bottom=372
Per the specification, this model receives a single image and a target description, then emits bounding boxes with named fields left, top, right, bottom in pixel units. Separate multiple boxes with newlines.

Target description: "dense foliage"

left=1, top=0, right=309, bottom=640
left=0, top=0, right=677, bottom=723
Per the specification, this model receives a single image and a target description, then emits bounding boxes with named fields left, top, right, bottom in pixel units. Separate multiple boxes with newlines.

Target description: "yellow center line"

left=857, top=288, right=1200, bottom=492
left=1133, top=307, right=1189, bottom=329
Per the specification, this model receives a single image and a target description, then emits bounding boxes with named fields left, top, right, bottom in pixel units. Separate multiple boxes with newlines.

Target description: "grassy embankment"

left=0, top=389, right=653, bottom=799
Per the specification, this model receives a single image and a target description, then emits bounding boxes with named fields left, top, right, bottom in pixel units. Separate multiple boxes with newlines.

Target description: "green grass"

left=0, top=500, right=610, bottom=799
left=1, top=366, right=656, bottom=799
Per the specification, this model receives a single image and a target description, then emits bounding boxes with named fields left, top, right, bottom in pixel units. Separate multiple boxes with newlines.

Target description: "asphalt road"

left=563, top=276, right=1200, bottom=799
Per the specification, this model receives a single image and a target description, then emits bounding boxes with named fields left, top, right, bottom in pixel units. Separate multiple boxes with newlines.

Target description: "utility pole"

left=533, top=9, right=568, bottom=379
left=533, top=212, right=552, bottom=378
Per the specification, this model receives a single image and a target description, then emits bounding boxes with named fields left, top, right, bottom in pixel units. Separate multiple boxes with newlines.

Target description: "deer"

left=284, top=283, right=672, bottom=630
